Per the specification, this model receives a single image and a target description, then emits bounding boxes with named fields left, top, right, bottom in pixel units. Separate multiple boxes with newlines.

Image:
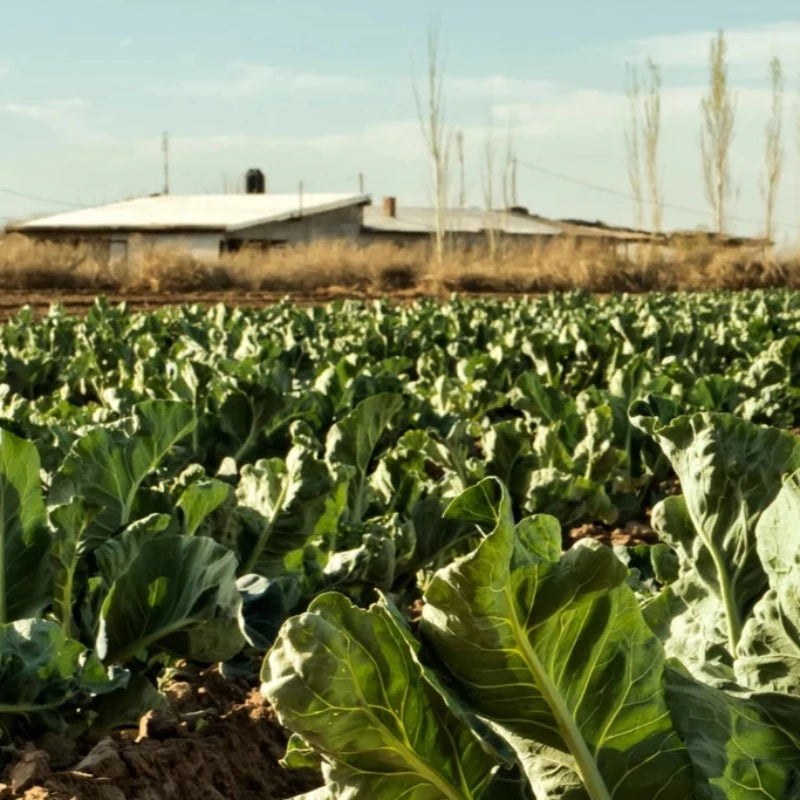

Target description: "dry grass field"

left=1, top=233, right=798, bottom=301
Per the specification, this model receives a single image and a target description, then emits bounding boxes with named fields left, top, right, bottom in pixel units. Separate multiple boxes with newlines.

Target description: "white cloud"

left=133, top=119, right=425, bottom=162
left=158, top=62, right=369, bottom=98
left=49, top=97, right=88, bottom=110
left=1, top=98, right=114, bottom=144
left=622, top=22, right=800, bottom=73
left=485, top=82, right=782, bottom=141
left=490, top=88, right=626, bottom=136
left=449, top=75, right=557, bottom=100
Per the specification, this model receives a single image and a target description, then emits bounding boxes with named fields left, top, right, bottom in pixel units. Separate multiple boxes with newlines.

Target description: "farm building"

left=11, top=183, right=766, bottom=266
left=10, top=189, right=370, bottom=264
left=524, top=214, right=654, bottom=245
left=361, top=197, right=564, bottom=246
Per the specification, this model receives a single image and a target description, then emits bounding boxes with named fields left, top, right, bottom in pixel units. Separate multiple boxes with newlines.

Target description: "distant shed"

left=11, top=192, right=371, bottom=265
left=361, top=198, right=563, bottom=246
left=529, top=215, right=656, bottom=244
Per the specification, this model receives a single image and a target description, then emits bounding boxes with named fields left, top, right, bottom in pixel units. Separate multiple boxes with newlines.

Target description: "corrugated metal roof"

left=13, top=193, right=370, bottom=233
left=528, top=215, right=654, bottom=242
left=362, top=206, right=562, bottom=236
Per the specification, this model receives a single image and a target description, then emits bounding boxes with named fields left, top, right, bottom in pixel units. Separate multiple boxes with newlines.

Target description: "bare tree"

left=624, top=64, right=644, bottom=230
left=414, top=24, right=452, bottom=266
left=501, top=120, right=517, bottom=209
left=455, top=130, right=465, bottom=208
left=797, top=82, right=800, bottom=243
left=642, top=59, right=663, bottom=234
left=700, top=30, right=736, bottom=235
left=499, top=120, right=518, bottom=255
left=762, top=56, right=783, bottom=245
left=482, top=130, right=498, bottom=259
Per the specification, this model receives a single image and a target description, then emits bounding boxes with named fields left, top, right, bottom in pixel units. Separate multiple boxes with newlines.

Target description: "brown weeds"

left=1, top=233, right=798, bottom=295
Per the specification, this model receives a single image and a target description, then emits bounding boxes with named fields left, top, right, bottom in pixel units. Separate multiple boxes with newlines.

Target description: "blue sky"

left=2, top=1, right=800, bottom=241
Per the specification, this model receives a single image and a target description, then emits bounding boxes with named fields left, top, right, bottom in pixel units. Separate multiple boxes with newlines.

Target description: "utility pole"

left=456, top=130, right=465, bottom=207
left=358, top=172, right=364, bottom=193
left=162, top=131, right=170, bottom=194
left=512, top=156, right=518, bottom=206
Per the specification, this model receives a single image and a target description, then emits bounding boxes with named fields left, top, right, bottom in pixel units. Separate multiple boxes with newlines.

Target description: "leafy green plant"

left=264, top=474, right=800, bottom=799
left=1, top=291, right=800, bottom=781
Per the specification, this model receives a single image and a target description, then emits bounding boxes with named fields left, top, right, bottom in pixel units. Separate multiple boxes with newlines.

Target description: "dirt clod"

left=161, top=681, right=194, bottom=713
left=74, top=739, right=128, bottom=781
left=33, top=736, right=77, bottom=772
left=2, top=669, right=321, bottom=800
left=10, top=752, right=50, bottom=794
left=136, top=710, right=181, bottom=742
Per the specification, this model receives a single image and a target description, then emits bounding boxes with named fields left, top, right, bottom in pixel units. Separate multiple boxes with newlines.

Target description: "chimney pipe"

left=382, top=196, right=397, bottom=217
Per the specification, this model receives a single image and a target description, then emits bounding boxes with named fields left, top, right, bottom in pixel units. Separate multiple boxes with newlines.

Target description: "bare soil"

left=566, top=519, right=660, bottom=549
left=0, top=287, right=455, bottom=322
left=0, top=668, right=321, bottom=800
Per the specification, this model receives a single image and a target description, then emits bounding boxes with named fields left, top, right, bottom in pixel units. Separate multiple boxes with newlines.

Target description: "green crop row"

left=0, top=291, right=799, bottom=798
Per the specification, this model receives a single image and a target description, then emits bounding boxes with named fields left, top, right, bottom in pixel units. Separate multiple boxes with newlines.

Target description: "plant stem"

left=507, top=587, right=612, bottom=800
left=241, top=477, right=289, bottom=575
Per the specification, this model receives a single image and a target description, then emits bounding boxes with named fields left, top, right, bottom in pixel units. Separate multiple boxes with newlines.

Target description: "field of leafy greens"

left=1, top=291, right=800, bottom=799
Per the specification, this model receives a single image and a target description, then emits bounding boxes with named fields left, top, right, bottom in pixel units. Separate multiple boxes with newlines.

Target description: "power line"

left=516, top=157, right=800, bottom=232
left=0, top=185, right=83, bottom=208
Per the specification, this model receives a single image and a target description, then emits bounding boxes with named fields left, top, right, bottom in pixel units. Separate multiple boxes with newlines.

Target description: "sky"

left=2, top=1, right=800, bottom=242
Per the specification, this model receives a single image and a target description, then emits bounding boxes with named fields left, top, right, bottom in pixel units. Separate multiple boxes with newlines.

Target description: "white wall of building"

left=235, top=204, right=362, bottom=245
left=129, top=232, right=222, bottom=262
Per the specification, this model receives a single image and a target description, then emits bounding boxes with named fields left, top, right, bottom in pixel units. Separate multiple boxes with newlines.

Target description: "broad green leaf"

left=215, top=375, right=289, bottom=465
left=443, top=478, right=563, bottom=569
left=262, top=592, right=519, bottom=800
left=492, top=736, right=587, bottom=800
left=573, top=404, right=624, bottom=482
left=0, top=618, right=120, bottom=715
left=94, top=513, right=173, bottom=588
left=614, top=542, right=679, bottom=599
left=97, top=535, right=244, bottom=664
left=631, top=406, right=800, bottom=658
left=50, top=498, right=95, bottom=637
left=521, top=467, right=618, bottom=527
left=515, top=514, right=562, bottom=563
left=325, top=392, right=404, bottom=522
left=280, top=732, right=321, bottom=772
left=510, top=371, right=577, bottom=428
left=643, top=495, right=734, bottom=680
left=176, top=478, right=231, bottom=536
left=320, top=515, right=415, bottom=596
left=0, top=429, right=51, bottom=623
left=371, top=427, right=472, bottom=513
left=235, top=443, right=332, bottom=576
left=737, top=469, right=800, bottom=693
left=483, top=419, right=532, bottom=488
left=51, top=401, right=196, bottom=544
left=423, top=478, right=694, bottom=800
left=407, top=495, right=477, bottom=573
left=665, top=665, right=800, bottom=799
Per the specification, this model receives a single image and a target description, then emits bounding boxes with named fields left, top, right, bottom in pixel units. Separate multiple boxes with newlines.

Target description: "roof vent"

left=246, top=168, right=266, bottom=194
